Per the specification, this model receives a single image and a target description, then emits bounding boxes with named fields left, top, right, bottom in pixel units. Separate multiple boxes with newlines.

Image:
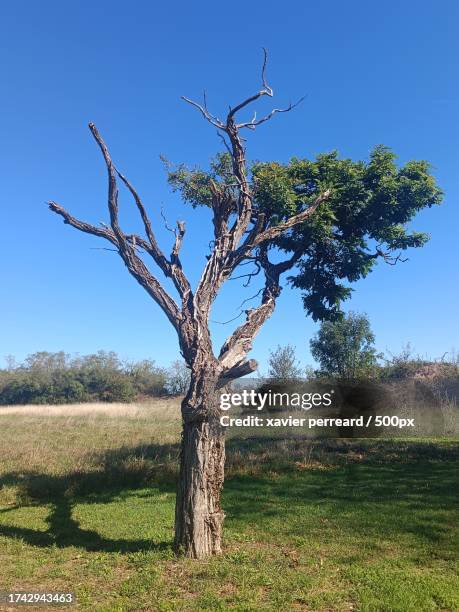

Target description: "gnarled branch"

left=217, top=359, right=258, bottom=388
left=180, top=95, right=225, bottom=130
left=218, top=248, right=300, bottom=370
left=182, top=52, right=324, bottom=332
left=50, top=52, right=320, bottom=384
left=48, top=202, right=118, bottom=245
left=49, top=124, right=185, bottom=333
left=237, top=96, right=305, bottom=130
left=250, top=189, right=331, bottom=248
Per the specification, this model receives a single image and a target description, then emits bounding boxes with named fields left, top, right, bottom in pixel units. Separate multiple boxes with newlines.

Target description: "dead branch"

left=180, top=95, right=225, bottom=129
left=239, top=287, right=264, bottom=307
left=371, top=246, right=409, bottom=265
left=211, top=312, right=245, bottom=325
left=88, top=123, right=123, bottom=242
left=50, top=52, right=320, bottom=389
left=229, top=260, right=261, bottom=286
left=115, top=168, right=167, bottom=260
left=113, top=157, right=191, bottom=299
left=218, top=248, right=299, bottom=370
left=227, top=48, right=274, bottom=120
left=237, top=96, right=305, bottom=130
left=171, top=221, right=186, bottom=264
left=48, top=202, right=118, bottom=245
left=180, top=50, right=323, bottom=332
left=217, top=359, right=258, bottom=388
left=226, top=190, right=330, bottom=274
left=250, top=189, right=331, bottom=247
left=160, top=206, right=176, bottom=235
left=49, top=126, right=184, bottom=332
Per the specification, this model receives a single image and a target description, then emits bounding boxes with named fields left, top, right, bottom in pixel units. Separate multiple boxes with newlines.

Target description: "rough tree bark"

left=48, top=51, right=330, bottom=558
left=174, top=365, right=225, bottom=557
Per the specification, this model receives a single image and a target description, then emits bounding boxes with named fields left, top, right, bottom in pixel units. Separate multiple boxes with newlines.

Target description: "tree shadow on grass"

left=0, top=496, right=171, bottom=553
left=0, top=437, right=457, bottom=554
left=0, top=442, right=180, bottom=553
left=223, top=438, right=459, bottom=549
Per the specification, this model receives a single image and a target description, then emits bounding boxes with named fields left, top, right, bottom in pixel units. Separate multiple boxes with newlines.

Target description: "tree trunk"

left=174, top=371, right=225, bottom=558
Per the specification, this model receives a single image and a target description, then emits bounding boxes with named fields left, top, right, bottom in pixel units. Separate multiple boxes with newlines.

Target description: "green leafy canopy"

left=165, top=146, right=443, bottom=321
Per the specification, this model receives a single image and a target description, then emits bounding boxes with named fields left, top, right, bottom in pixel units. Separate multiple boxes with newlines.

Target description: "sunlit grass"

left=0, top=400, right=457, bottom=611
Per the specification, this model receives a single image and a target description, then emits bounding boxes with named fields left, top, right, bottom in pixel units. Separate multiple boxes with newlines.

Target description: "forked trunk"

left=174, top=369, right=225, bottom=558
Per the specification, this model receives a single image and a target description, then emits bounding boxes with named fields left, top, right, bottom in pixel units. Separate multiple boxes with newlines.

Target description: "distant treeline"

left=1, top=347, right=458, bottom=406
left=0, top=351, right=190, bottom=404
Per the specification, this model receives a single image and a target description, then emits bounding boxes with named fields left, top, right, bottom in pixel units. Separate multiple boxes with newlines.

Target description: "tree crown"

left=166, top=145, right=442, bottom=320
left=48, top=50, right=443, bottom=384
left=310, top=311, right=381, bottom=379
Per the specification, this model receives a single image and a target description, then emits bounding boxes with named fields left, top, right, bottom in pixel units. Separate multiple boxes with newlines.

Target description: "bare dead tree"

left=48, top=51, right=330, bottom=558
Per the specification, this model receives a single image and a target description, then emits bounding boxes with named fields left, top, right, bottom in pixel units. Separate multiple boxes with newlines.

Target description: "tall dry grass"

left=1, top=396, right=456, bottom=510
left=0, top=398, right=182, bottom=499
left=0, top=398, right=180, bottom=418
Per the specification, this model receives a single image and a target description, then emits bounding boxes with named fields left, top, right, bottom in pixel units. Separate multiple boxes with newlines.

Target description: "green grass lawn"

left=0, top=401, right=458, bottom=611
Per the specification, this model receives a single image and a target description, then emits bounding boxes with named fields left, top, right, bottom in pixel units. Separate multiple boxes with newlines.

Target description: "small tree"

left=48, top=51, right=442, bottom=557
left=310, top=312, right=381, bottom=379
left=268, top=344, right=302, bottom=381
left=167, top=360, right=191, bottom=395
left=24, top=350, right=69, bottom=372
left=125, top=359, right=167, bottom=396
left=4, top=355, right=17, bottom=372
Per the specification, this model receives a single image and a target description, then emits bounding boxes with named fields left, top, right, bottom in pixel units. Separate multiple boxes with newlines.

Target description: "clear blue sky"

left=0, top=0, right=458, bottom=371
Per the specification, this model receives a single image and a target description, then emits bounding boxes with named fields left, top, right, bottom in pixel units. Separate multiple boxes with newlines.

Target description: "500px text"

left=220, top=415, right=415, bottom=428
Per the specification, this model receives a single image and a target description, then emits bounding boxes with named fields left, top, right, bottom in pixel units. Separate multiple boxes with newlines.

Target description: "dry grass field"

left=0, top=398, right=458, bottom=611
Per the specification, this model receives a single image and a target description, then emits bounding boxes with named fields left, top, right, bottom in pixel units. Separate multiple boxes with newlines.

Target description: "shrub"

left=0, top=351, right=166, bottom=404
left=125, top=359, right=167, bottom=396
left=267, top=345, right=303, bottom=381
